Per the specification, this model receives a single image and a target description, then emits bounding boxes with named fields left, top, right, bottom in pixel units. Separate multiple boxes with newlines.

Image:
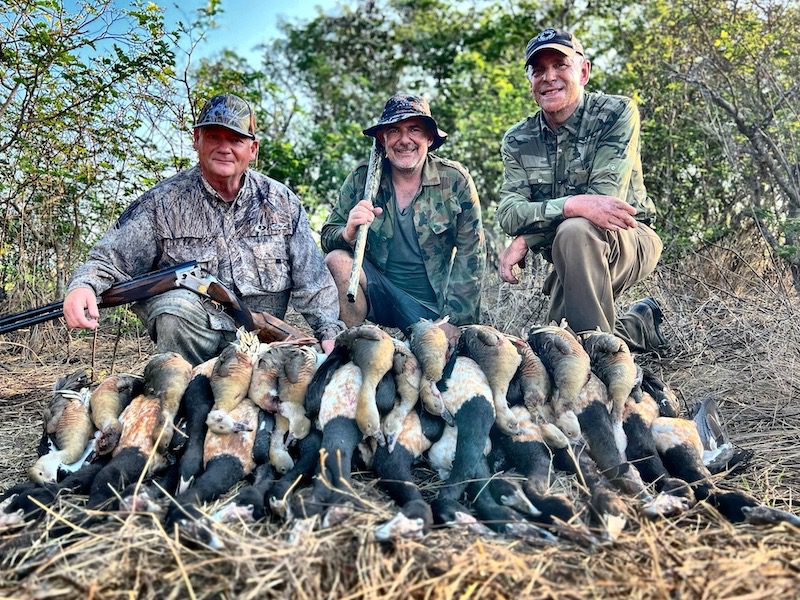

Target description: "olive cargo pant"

left=543, top=218, right=663, bottom=351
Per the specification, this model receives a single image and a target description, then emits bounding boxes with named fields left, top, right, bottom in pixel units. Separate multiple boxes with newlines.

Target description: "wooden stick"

left=346, top=140, right=384, bottom=303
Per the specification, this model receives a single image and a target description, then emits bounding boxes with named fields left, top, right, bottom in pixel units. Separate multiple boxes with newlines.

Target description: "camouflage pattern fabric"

left=497, top=92, right=656, bottom=254
left=68, top=166, right=344, bottom=341
left=321, top=154, right=486, bottom=325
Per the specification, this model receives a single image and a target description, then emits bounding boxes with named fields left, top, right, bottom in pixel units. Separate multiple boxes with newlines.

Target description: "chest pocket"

left=249, top=227, right=292, bottom=293
left=162, top=237, right=218, bottom=275
left=527, top=168, right=554, bottom=201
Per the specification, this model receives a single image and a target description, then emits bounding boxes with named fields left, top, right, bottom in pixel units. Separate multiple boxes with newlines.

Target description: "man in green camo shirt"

left=322, top=94, right=485, bottom=343
left=497, top=28, right=668, bottom=352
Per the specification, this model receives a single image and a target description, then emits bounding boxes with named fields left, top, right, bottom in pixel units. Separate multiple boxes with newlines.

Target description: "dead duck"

left=465, top=456, right=558, bottom=541
left=488, top=405, right=578, bottom=527
left=90, top=373, right=145, bottom=455
left=528, top=320, right=591, bottom=418
left=295, top=359, right=396, bottom=519
left=143, top=352, right=193, bottom=451
left=164, top=400, right=271, bottom=545
left=621, top=393, right=695, bottom=503
left=0, top=462, right=104, bottom=532
left=421, top=350, right=497, bottom=518
left=28, top=370, right=95, bottom=484
left=409, top=317, right=455, bottom=424
left=88, top=352, right=193, bottom=508
left=206, top=329, right=260, bottom=434
left=506, top=334, right=552, bottom=413
left=580, top=330, right=636, bottom=426
left=457, top=325, right=522, bottom=435
left=373, top=410, right=435, bottom=541
left=265, top=430, right=323, bottom=521
left=176, top=366, right=217, bottom=493
left=331, top=325, right=395, bottom=445
left=381, top=339, right=422, bottom=452
left=651, top=415, right=798, bottom=524
left=249, top=342, right=321, bottom=470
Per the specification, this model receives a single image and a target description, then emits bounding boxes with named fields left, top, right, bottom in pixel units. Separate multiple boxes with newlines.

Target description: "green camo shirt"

left=321, top=154, right=486, bottom=325
left=497, top=92, right=656, bottom=253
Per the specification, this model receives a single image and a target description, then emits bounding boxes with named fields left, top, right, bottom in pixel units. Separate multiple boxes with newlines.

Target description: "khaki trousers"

left=543, top=218, right=662, bottom=351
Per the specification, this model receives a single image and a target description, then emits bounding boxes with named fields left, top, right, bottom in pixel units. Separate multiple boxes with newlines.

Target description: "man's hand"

left=498, top=235, right=529, bottom=284
left=563, top=194, right=638, bottom=231
left=63, top=287, right=99, bottom=329
left=343, top=200, right=383, bottom=245
left=321, top=338, right=335, bottom=354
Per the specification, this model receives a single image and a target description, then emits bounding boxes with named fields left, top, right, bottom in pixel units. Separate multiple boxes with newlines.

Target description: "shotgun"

left=346, top=139, right=384, bottom=303
left=0, top=262, right=315, bottom=344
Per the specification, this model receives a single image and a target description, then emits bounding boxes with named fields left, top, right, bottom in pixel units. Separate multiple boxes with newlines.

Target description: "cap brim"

left=525, top=43, right=579, bottom=66
left=193, top=122, right=256, bottom=140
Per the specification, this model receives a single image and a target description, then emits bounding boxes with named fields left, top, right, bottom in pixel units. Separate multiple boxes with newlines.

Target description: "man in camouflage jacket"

left=322, top=94, right=485, bottom=341
left=497, top=29, right=667, bottom=352
left=63, top=93, right=343, bottom=364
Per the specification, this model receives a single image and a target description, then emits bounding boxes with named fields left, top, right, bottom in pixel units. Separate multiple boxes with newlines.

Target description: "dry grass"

left=1, top=236, right=799, bottom=599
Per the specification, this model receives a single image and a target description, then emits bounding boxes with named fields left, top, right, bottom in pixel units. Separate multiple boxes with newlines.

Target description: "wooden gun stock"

left=346, top=140, right=384, bottom=303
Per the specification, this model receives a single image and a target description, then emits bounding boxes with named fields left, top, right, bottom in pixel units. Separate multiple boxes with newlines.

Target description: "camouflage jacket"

left=68, top=165, right=344, bottom=340
left=321, top=154, right=485, bottom=325
left=497, top=92, right=656, bottom=254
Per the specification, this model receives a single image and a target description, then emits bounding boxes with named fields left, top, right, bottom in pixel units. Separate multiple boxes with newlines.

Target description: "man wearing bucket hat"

left=321, top=93, right=485, bottom=340
left=63, top=93, right=343, bottom=363
left=496, top=28, right=668, bottom=353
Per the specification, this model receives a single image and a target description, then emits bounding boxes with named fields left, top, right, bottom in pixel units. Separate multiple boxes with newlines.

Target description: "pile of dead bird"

left=2, top=319, right=798, bottom=549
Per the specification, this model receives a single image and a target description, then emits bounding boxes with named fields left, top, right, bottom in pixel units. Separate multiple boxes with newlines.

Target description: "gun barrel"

left=0, top=300, right=64, bottom=328
left=0, top=304, right=65, bottom=334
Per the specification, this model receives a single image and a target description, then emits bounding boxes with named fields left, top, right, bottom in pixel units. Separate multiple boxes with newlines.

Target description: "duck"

left=650, top=414, right=798, bottom=524
left=506, top=334, right=552, bottom=413
left=527, top=320, right=591, bottom=418
left=640, top=367, right=681, bottom=417
left=28, top=370, right=95, bottom=484
left=265, top=430, right=323, bottom=521
left=409, top=317, right=455, bottom=424
left=143, top=352, right=193, bottom=451
left=88, top=352, right=193, bottom=508
left=381, top=338, right=422, bottom=452
left=622, top=393, right=695, bottom=502
left=295, top=357, right=396, bottom=520
left=176, top=360, right=218, bottom=493
left=488, top=405, right=578, bottom=527
left=90, top=373, right=144, bottom=456
left=1, top=462, right=104, bottom=532
left=331, top=325, right=395, bottom=445
left=205, top=329, right=261, bottom=434
left=580, top=330, right=636, bottom=433
left=457, top=324, right=522, bottom=435
left=373, top=410, right=435, bottom=541
left=164, top=399, right=270, bottom=544
left=249, top=342, right=321, bottom=472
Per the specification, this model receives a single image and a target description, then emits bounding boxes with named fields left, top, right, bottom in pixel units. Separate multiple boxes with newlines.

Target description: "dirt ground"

left=0, top=246, right=798, bottom=598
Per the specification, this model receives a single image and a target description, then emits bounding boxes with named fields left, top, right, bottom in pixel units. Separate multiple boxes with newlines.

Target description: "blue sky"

left=167, top=0, right=341, bottom=65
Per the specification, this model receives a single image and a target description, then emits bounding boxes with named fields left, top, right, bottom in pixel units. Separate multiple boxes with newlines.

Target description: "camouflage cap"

left=363, top=94, right=447, bottom=151
left=524, top=28, right=585, bottom=67
left=193, top=93, right=256, bottom=139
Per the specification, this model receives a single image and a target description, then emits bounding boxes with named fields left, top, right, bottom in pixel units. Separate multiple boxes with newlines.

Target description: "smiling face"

left=193, top=125, right=259, bottom=194
left=379, top=117, right=433, bottom=174
left=528, top=48, right=590, bottom=128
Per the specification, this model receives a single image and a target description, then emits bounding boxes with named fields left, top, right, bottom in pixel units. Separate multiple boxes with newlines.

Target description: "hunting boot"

left=614, top=297, right=670, bottom=355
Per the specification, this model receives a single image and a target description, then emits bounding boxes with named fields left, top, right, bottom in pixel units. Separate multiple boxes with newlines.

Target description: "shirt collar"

left=536, top=92, right=586, bottom=137
left=198, top=167, right=250, bottom=204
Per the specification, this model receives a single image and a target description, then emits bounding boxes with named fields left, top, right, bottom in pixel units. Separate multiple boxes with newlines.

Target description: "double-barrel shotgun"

left=0, top=261, right=314, bottom=343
